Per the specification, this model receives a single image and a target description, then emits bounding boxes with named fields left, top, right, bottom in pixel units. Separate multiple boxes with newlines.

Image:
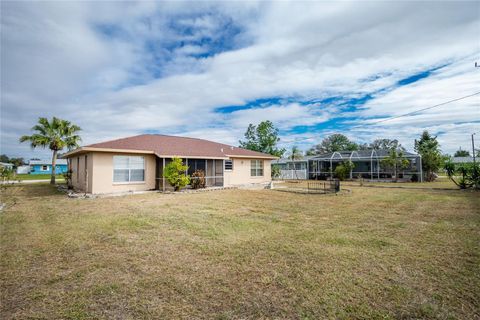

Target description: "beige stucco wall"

left=88, top=152, right=156, bottom=194
left=69, top=153, right=272, bottom=194
left=70, top=154, right=92, bottom=193
left=224, top=158, right=272, bottom=186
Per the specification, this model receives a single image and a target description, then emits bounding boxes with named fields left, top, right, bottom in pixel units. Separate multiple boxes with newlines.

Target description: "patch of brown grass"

left=1, top=184, right=479, bottom=319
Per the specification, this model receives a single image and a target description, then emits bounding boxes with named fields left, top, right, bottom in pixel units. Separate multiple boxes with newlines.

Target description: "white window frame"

left=250, top=160, right=264, bottom=177
left=41, top=165, right=49, bottom=171
left=113, top=156, right=145, bottom=183
left=224, top=159, right=233, bottom=171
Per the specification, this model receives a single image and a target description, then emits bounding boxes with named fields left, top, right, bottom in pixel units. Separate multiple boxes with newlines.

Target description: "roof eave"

left=62, top=147, right=155, bottom=158
left=154, top=153, right=229, bottom=160
left=226, top=154, right=278, bottom=160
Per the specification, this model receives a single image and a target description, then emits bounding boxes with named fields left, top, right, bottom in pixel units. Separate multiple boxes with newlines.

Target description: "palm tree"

left=288, top=146, right=303, bottom=179
left=20, top=117, right=81, bottom=185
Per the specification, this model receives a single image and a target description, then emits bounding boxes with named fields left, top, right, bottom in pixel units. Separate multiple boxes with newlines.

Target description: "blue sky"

left=1, top=1, right=479, bottom=159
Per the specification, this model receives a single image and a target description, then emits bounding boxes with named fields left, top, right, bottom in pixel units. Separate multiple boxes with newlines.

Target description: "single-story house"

left=16, top=165, right=30, bottom=174
left=62, top=134, right=277, bottom=194
left=272, top=156, right=316, bottom=180
left=273, top=150, right=423, bottom=182
left=451, top=156, right=474, bottom=164
left=0, top=162, right=14, bottom=170
left=29, top=159, right=68, bottom=175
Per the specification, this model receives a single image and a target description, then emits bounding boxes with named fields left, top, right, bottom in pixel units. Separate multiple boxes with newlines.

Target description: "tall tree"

left=308, top=134, right=358, bottom=155
left=19, top=117, right=81, bottom=184
left=357, top=142, right=370, bottom=151
left=414, top=131, right=442, bottom=182
left=369, top=139, right=405, bottom=151
left=453, top=149, right=470, bottom=157
left=239, top=121, right=286, bottom=157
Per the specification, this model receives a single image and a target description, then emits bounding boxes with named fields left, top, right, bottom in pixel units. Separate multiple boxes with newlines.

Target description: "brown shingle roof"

left=80, top=134, right=277, bottom=159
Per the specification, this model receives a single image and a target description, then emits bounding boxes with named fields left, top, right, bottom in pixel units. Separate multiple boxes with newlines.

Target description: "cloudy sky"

left=1, top=1, right=479, bottom=159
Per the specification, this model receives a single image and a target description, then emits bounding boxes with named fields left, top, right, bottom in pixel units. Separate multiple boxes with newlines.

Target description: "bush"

left=410, top=173, right=418, bottom=182
left=334, top=165, right=348, bottom=181
left=0, top=166, right=14, bottom=182
left=334, top=161, right=355, bottom=181
left=191, top=169, right=206, bottom=189
left=444, top=161, right=480, bottom=189
left=62, top=169, right=73, bottom=189
left=271, top=165, right=281, bottom=179
left=164, top=157, right=190, bottom=191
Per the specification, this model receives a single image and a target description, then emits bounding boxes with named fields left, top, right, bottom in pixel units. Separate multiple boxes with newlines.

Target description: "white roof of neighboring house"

left=29, top=159, right=68, bottom=165
left=451, top=156, right=474, bottom=163
left=273, top=156, right=317, bottom=164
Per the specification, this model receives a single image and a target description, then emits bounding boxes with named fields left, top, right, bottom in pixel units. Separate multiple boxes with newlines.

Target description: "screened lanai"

left=308, top=150, right=423, bottom=182
left=156, top=157, right=225, bottom=191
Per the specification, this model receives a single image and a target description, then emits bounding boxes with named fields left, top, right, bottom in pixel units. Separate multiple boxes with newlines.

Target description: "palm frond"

left=20, top=117, right=82, bottom=152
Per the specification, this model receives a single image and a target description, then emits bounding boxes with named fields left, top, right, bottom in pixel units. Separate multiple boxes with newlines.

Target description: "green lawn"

left=1, top=184, right=479, bottom=319
left=14, top=174, right=64, bottom=181
left=277, top=176, right=458, bottom=190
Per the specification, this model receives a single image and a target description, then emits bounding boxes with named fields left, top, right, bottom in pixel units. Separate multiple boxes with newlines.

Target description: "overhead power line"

left=283, top=91, right=480, bottom=144
left=364, top=91, right=480, bottom=126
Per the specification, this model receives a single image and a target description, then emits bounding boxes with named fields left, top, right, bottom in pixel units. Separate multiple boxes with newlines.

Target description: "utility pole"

left=473, top=133, right=477, bottom=166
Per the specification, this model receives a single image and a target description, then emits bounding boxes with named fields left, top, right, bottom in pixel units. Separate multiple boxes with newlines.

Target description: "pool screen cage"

left=307, top=150, right=423, bottom=182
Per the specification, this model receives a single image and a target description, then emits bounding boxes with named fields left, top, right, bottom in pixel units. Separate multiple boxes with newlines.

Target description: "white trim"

left=225, top=154, right=277, bottom=159
left=113, top=182, right=146, bottom=185
left=64, top=147, right=276, bottom=160
left=250, top=159, right=264, bottom=177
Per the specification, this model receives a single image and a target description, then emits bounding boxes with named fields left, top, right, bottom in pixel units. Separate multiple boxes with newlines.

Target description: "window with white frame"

left=41, top=165, right=49, bottom=171
left=113, top=156, right=145, bottom=182
left=250, top=160, right=264, bottom=176
left=224, top=159, right=233, bottom=171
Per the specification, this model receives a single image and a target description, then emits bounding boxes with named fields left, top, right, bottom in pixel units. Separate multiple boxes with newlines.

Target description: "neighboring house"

left=16, top=165, right=30, bottom=174
left=29, top=159, right=68, bottom=175
left=0, top=162, right=14, bottom=170
left=272, top=156, right=316, bottom=180
left=62, top=134, right=277, bottom=194
left=274, top=150, right=423, bottom=181
left=451, top=156, right=474, bottom=164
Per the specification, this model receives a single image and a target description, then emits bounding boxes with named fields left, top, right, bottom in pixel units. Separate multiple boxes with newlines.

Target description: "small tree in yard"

left=444, top=161, right=480, bottom=189
left=334, top=160, right=355, bottom=181
left=0, top=166, right=14, bottom=183
left=163, top=157, right=190, bottom=191
left=271, top=165, right=281, bottom=179
left=288, top=146, right=303, bottom=179
left=19, top=117, right=81, bottom=185
left=381, top=148, right=409, bottom=181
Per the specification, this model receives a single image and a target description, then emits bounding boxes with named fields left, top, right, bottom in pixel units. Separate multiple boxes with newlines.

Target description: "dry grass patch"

left=1, top=183, right=479, bottom=319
